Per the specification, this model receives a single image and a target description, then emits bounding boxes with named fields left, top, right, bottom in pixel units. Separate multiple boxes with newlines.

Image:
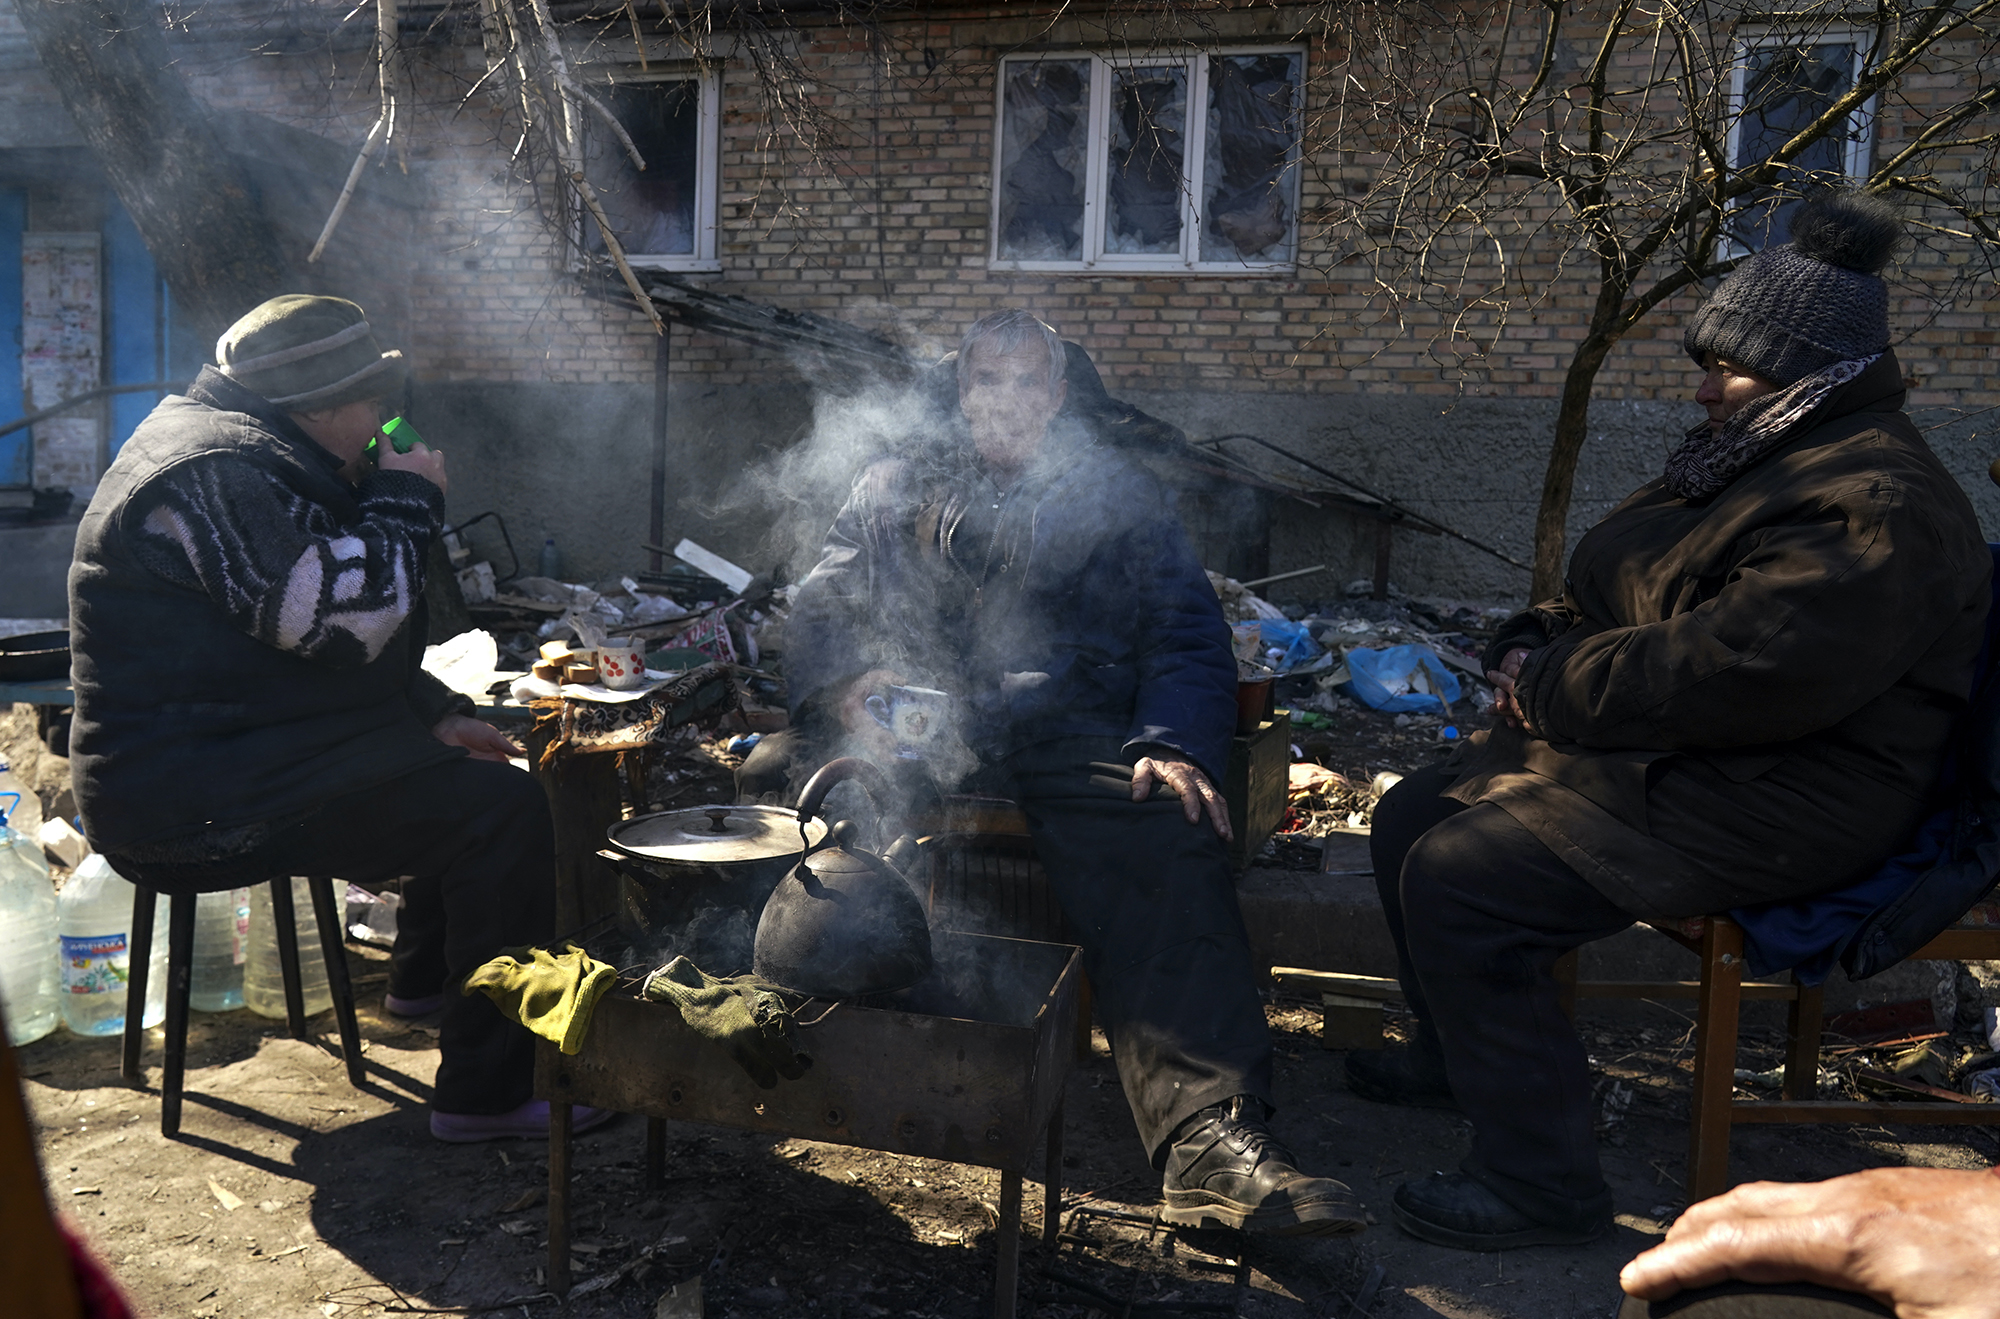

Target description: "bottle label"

left=60, top=933, right=129, bottom=995
left=233, top=901, right=250, bottom=966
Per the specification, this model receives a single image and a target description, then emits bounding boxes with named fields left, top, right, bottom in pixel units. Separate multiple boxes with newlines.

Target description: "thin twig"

left=307, top=114, right=388, bottom=262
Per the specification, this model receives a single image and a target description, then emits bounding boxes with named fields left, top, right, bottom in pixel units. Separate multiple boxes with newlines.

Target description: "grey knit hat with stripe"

left=215, top=294, right=406, bottom=411
left=1685, top=192, right=1901, bottom=387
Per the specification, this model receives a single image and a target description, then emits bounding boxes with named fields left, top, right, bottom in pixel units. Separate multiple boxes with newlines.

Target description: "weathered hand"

left=431, top=713, right=522, bottom=763
left=382, top=440, right=449, bottom=495
left=1486, top=646, right=1531, bottom=730
left=837, top=667, right=906, bottom=759
left=1131, top=755, right=1233, bottom=840
left=1620, top=1167, right=2000, bottom=1319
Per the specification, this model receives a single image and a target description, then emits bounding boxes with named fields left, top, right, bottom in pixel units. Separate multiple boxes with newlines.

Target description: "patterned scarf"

left=1663, top=354, right=1880, bottom=500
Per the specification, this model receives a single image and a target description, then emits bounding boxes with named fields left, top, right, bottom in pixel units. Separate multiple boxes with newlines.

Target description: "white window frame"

left=989, top=47, right=1304, bottom=275
left=1722, top=26, right=1877, bottom=257
left=579, top=63, right=723, bottom=273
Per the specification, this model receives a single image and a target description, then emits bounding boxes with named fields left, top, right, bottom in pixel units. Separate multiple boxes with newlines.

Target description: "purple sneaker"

left=384, top=991, right=447, bottom=1018
left=429, top=1100, right=617, bottom=1144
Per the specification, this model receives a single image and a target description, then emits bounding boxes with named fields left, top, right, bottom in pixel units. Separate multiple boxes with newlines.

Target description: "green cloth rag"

left=462, top=943, right=617, bottom=1055
left=641, top=956, right=812, bottom=1090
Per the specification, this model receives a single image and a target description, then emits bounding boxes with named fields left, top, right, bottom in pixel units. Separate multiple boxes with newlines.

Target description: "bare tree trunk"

left=15, top=0, right=289, bottom=340
left=1531, top=329, right=1620, bottom=602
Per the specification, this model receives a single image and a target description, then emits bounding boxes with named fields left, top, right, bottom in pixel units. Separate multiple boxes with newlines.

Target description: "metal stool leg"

left=269, top=878, right=309, bottom=1039
left=120, top=885, right=157, bottom=1082
left=160, top=895, right=196, bottom=1137
left=307, top=878, right=365, bottom=1088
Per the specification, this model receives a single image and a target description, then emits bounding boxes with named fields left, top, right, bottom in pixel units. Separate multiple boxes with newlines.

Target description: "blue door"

left=104, top=194, right=198, bottom=458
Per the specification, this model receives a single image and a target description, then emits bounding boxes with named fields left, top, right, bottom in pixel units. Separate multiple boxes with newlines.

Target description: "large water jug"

left=0, top=763, right=41, bottom=839
left=244, top=879, right=332, bottom=1018
left=189, top=888, right=250, bottom=1013
left=56, top=854, right=167, bottom=1036
left=0, top=822, right=59, bottom=1045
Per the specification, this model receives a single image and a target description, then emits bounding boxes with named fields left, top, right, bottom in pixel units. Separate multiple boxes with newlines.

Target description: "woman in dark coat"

left=1355, top=193, right=1992, bottom=1251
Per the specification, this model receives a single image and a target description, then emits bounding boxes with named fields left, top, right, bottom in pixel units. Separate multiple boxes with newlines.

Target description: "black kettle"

left=751, top=757, right=934, bottom=999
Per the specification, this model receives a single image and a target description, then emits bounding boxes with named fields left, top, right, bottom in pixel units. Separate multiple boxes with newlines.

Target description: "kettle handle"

left=795, top=756, right=894, bottom=825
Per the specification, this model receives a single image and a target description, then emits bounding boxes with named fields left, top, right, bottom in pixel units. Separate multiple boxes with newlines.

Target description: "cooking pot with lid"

left=600, top=804, right=828, bottom=967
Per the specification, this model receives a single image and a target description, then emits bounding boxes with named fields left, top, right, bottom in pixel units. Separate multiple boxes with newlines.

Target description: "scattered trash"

left=421, top=629, right=507, bottom=700
left=36, top=816, right=87, bottom=870
left=1963, top=1067, right=2000, bottom=1101
left=655, top=1278, right=703, bottom=1318
left=726, top=734, right=762, bottom=756
left=1344, top=645, right=1462, bottom=714
left=344, top=886, right=401, bottom=944
left=1207, top=570, right=1287, bottom=624
left=674, top=538, right=754, bottom=596
left=209, top=1179, right=244, bottom=1212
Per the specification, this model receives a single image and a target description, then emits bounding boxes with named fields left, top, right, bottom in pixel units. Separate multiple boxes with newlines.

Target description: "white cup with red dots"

left=598, top=637, right=648, bottom=690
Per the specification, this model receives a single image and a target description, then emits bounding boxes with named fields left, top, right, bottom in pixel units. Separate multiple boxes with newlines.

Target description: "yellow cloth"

left=462, top=943, right=617, bottom=1055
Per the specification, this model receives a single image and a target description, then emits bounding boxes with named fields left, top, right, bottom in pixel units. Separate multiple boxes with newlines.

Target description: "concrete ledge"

left=1237, top=833, right=1939, bottom=1021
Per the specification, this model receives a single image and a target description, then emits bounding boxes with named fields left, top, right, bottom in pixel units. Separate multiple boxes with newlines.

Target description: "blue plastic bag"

left=1342, top=644, right=1462, bottom=714
left=1255, top=620, right=1323, bottom=673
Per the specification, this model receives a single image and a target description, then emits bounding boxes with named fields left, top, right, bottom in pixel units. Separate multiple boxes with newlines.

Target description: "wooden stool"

left=121, top=877, right=364, bottom=1137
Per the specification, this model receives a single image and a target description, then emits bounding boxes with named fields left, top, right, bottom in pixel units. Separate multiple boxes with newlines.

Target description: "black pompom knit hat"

left=1684, top=192, right=1902, bottom=387
left=214, top=294, right=407, bottom=412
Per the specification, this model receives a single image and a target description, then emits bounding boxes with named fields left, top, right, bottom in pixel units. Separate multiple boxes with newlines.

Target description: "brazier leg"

left=993, top=1169, right=1022, bottom=1319
left=1041, top=1102, right=1063, bottom=1250
left=645, top=1116, right=667, bottom=1190
left=548, top=1100, right=573, bottom=1294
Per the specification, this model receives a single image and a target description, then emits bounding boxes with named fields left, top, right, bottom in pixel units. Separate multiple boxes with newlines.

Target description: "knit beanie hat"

left=1684, top=192, right=1901, bottom=386
left=214, top=294, right=406, bottom=412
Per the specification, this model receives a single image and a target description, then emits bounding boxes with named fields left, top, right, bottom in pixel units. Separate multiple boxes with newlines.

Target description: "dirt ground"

left=24, top=977, right=2000, bottom=1319
left=11, top=668, right=2000, bottom=1319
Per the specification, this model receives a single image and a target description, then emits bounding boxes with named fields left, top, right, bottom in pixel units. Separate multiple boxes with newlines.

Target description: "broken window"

left=992, top=48, right=1302, bottom=272
left=583, top=69, right=720, bottom=269
left=1201, top=53, right=1302, bottom=265
left=996, top=59, right=1090, bottom=262
left=1726, top=32, right=1874, bottom=252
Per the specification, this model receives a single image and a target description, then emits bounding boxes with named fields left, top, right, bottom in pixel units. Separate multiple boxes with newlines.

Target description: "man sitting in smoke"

left=752, top=309, right=1365, bottom=1236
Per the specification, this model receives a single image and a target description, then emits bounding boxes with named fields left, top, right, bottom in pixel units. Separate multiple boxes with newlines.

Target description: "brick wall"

left=159, top=2, right=1997, bottom=425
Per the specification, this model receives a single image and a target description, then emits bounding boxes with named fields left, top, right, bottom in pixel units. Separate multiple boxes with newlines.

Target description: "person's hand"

left=1620, top=1167, right=2000, bottom=1319
left=836, top=667, right=905, bottom=759
left=1486, top=646, right=1531, bottom=730
left=1131, top=755, right=1233, bottom=840
left=432, top=713, right=523, bottom=763
left=381, top=440, right=448, bottom=495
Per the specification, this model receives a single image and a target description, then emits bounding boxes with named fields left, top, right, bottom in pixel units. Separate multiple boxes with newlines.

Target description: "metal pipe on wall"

left=650, top=322, right=670, bottom=574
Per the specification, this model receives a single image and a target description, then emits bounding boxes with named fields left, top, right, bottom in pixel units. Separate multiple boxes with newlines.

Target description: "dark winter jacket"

left=69, top=367, right=470, bottom=860
left=785, top=419, right=1237, bottom=782
left=1444, top=352, right=1991, bottom=921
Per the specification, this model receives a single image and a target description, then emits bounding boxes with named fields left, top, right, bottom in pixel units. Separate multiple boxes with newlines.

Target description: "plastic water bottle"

left=539, top=536, right=562, bottom=580
left=0, top=757, right=42, bottom=839
left=243, top=878, right=332, bottom=1019
left=0, top=822, right=59, bottom=1045
left=189, top=888, right=250, bottom=1013
left=55, top=854, right=167, bottom=1036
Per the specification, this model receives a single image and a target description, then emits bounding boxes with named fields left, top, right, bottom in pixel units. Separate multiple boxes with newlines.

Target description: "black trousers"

left=1371, top=763, right=1633, bottom=1223
left=110, top=757, right=556, bottom=1115
left=1618, top=1282, right=1890, bottom=1317
left=742, top=730, right=1272, bottom=1162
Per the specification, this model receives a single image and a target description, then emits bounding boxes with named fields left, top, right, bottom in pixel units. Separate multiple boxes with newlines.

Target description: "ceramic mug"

left=597, top=637, right=648, bottom=690
left=865, top=684, right=949, bottom=759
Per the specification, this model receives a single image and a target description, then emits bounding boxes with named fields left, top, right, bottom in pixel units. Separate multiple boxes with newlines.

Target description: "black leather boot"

left=1160, top=1096, right=1368, bottom=1236
left=1344, top=1045, right=1459, bottom=1110
left=1391, top=1171, right=1611, bottom=1251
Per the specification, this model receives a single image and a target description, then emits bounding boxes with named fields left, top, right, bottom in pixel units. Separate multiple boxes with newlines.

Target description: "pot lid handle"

left=704, top=808, right=731, bottom=833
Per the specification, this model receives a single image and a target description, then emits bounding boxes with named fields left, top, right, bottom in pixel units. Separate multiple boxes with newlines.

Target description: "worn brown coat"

left=1444, top=354, right=1991, bottom=921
